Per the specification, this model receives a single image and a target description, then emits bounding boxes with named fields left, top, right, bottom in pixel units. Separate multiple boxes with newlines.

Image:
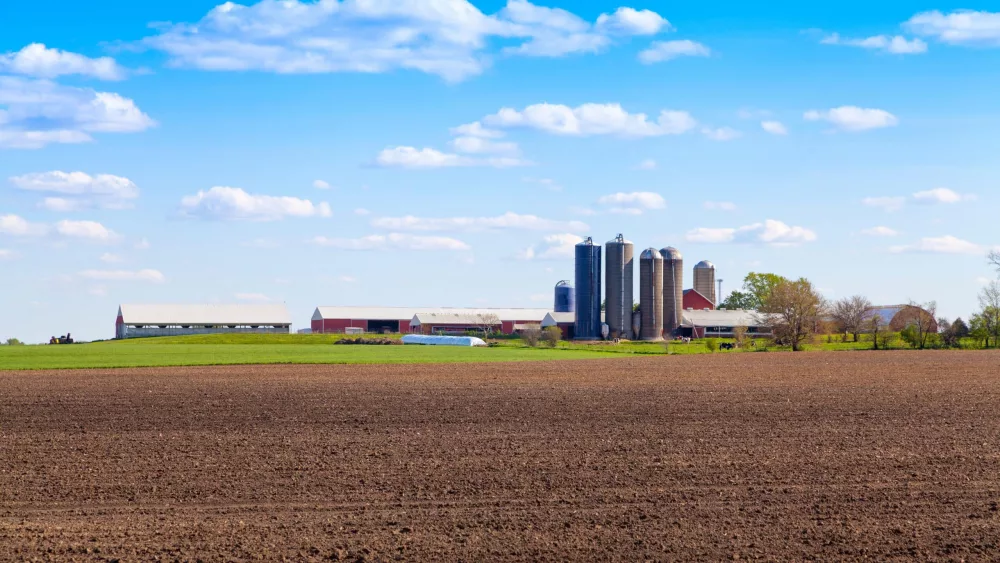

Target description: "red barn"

left=311, top=307, right=551, bottom=335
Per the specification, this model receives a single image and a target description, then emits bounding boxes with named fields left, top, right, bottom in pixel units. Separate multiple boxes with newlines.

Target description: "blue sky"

left=2, top=0, right=999, bottom=342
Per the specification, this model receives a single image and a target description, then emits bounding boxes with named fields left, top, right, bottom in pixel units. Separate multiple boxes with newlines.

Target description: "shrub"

left=542, top=326, right=561, bottom=348
left=520, top=326, right=542, bottom=348
left=3, top=338, right=23, bottom=346
left=705, top=339, right=719, bottom=353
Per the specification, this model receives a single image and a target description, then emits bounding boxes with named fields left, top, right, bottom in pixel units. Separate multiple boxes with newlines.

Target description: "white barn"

left=116, top=304, right=292, bottom=339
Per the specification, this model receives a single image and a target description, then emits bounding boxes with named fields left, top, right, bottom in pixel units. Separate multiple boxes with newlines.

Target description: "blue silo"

left=574, top=237, right=602, bottom=340
left=554, top=280, right=575, bottom=313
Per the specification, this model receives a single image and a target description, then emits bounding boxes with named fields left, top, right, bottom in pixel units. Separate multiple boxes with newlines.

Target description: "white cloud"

left=354, top=208, right=371, bottom=216
left=685, top=219, right=817, bottom=246
left=704, top=201, right=737, bottom=211
left=820, top=33, right=927, bottom=54
left=78, top=269, right=165, bottom=282
left=912, top=187, right=975, bottom=204
left=0, top=249, right=13, bottom=260
left=100, top=252, right=123, bottom=263
left=235, top=292, right=272, bottom=302
left=450, top=136, right=520, bottom=155
left=904, top=10, right=1000, bottom=46
left=311, top=233, right=470, bottom=251
left=863, top=196, right=906, bottom=212
left=180, top=186, right=332, bottom=221
left=375, top=146, right=528, bottom=168
left=890, top=235, right=984, bottom=255
left=635, top=158, right=657, bottom=170
left=483, top=102, right=697, bottom=137
left=134, top=238, right=150, bottom=250
left=10, top=171, right=139, bottom=210
left=760, top=120, right=788, bottom=135
left=0, top=76, right=155, bottom=149
left=371, top=212, right=588, bottom=232
left=243, top=238, right=279, bottom=249
left=522, top=177, right=561, bottom=190
left=0, top=43, right=126, bottom=80
left=88, top=286, right=108, bottom=297
left=597, top=192, right=666, bottom=214
left=702, top=127, right=741, bottom=141
left=450, top=121, right=504, bottom=138
left=804, top=106, right=898, bottom=132
left=638, top=40, right=710, bottom=64
left=55, top=220, right=119, bottom=242
left=0, top=214, right=47, bottom=236
left=338, top=275, right=357, bottom=283
left=143, top=0, right=671, bottom=82
left=861, top=226, right=899, bottom=237
left=313, top=179, right=331, bottom=189
left=520, top=233, right=583, bottom=260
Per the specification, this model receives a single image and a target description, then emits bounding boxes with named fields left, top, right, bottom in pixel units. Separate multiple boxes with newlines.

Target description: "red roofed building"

left=683, top=289, right=715, bottom=311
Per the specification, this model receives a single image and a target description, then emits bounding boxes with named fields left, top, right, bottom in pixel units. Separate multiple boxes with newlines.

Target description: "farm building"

left=679, top=309, right=771, bottom=339
left=116, top=304, right=292, bottom=339
left=311, top=307, right=552, bottom=335
left=864, top=305, right=939, bottom=333
left=682, top=289, right=715, bottom=311
left=541, top=312, right=575, bottom=339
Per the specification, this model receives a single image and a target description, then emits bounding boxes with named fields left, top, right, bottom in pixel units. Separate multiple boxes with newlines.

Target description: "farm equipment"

left=49, top=333, right=74, bottom=345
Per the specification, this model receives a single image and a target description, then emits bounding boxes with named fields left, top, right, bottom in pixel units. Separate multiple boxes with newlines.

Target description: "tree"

left=938, top=318, right=959, bottom=349
left=757, top=278, right=827, bottom=352
left=867, top=313, right=885, bottom=351
left=542, top=326, right=561, bottom=348
left=732, top=326, right=749, bottom=349
left=899, top=300, right=938, bottom=350
left=974, top=282, right=1000, bottom=348
left=989, top=250, right=1000, bottom=274
left=720, top=273, right=789, bottom=311
left=830, top=295, right=873, bottom=342
left=520, top=326, right=541, bottom=347
left=476, top=313, right=502, bottom=337
left=3, top=338, right=24, bottom=346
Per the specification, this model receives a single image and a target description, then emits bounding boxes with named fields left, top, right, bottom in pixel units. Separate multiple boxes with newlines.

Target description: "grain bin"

left=694, top=260, right=717, bottom=306
left=639, top=248, right=664, bottom=341
left=574, top=237, right=602, bottom=340
left=604, top=234, right=634, bottom=339
left=554, top=280, right=575, bottom=313
left=660, top=246, right=684, bottom=336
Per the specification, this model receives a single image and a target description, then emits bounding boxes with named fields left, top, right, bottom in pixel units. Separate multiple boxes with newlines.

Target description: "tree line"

left=719, top=253, right=1000, bottom=352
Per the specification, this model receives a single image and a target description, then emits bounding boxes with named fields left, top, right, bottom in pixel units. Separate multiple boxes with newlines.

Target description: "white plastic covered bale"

left=401, top=335, right=487, bottom=347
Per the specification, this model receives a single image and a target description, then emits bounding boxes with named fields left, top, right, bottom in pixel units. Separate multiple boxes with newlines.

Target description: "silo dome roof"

left=640, top=248, right=662, bottom=259
left=695, top=260, right=715, bottom=269
left=660, top=247, right=683, bottom=260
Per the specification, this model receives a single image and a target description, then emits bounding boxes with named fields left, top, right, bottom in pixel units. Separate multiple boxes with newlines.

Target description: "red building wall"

left=683, top=290, right=715, bottom=311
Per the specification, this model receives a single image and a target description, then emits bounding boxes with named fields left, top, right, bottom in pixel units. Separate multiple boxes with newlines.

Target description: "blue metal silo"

left=574, top=237, right=602, bottom=340
left=554, top=280, right=575, bottom=313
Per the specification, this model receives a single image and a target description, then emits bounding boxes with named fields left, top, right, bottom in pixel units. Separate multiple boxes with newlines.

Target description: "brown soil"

left=2, top=351, right=1000, bottom=561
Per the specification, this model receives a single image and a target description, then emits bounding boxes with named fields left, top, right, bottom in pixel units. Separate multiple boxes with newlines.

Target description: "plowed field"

left=3, top=351, right=1000, bottom=561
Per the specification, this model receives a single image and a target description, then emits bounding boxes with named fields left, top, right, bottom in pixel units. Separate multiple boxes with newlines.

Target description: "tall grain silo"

left=554, top=280, right=575, bottom=313
left=639, top=248, right=664, bottom=341
left=660, top=247, right=684, bottom=336
left=694, top=260, right=717, bottom=306
left=574, top=237, right=602, bottom=340
left=604, top=234, right=634, bottom=339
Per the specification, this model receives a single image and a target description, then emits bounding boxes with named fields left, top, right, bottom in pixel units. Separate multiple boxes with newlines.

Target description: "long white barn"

left=116, top=304, right=292, bottom=339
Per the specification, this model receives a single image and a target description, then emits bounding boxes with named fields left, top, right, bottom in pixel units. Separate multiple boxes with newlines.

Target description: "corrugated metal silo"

left=639, top=248, right=664, bottom=341
left=554, top=280, right=575, bottom=313
left=694, top=260, right=717, bottom=305
left=604, top=234, right=634, bottom=339
left=574, top=237, right=602, bottom=340
left=660, top=246, right=684, bottom=336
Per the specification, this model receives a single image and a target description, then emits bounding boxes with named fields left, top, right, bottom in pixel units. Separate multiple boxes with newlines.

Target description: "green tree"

left=720, top=272, right=789, bottom=311
left=975, top=282, right=1000, bottom=348
left=758, top=278, right=827, bottom=352
left=4, top=338, right=24, bottom=346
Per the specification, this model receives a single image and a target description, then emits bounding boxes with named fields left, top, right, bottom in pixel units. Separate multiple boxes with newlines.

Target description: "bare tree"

left=732, top=326, right=749, bottom=349
left=757, top=278, right=827, bottom=352
left=898, top=300, right=938, bottom=350
left=520, top=326, right=542, bottom=347
left=830, top=295, right=873, bottom=342
left=975, top=281, right=1000, bottom=348
left=475, top=313, right=502, bottom=337
left=867, top=313, right=884, bottom=351
left=989, top=250, right=1000, bottom=274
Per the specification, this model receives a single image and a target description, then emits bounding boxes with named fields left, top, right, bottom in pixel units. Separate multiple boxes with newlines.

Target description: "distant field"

left=0, top=336, right=624, bottom=370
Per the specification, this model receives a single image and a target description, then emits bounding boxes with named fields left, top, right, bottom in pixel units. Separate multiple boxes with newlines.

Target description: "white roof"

left=119, top=304, right=292, bottom=325
left=314, top=306, right=551, bottom=323
left=542, top=312, right=575, bottom=326
left=681, top=309, right=764, bottom=328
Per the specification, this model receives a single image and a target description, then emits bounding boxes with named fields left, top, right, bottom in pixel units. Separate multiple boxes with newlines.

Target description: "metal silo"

left=660, top=247, right=684, bottom=336
left=639, top=248, right=664, bottom=341
left=554, top=280, right=575, bottom=313
left=574, top=237, right=602, bottom=340
left=694, top=260, right=717, bottom=306
left=605, top=234, right=634, bottom=339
